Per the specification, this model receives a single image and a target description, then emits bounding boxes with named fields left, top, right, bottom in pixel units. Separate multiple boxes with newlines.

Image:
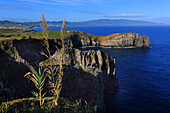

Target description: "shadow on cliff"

left=0, top=41, right=119, bottom=112
left=13, top=39, right=65, bottom=63
left=13, top=39, right=48, bottom=63
left=59, top=65, right=118, bottom=112
left=0, top=48, right=34, bottom=102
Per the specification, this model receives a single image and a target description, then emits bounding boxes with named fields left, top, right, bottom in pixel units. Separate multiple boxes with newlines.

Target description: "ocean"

left=33, top=26, right=170, bottom=113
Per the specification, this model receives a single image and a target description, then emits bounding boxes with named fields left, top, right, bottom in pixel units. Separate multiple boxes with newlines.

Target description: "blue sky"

left=0, top=0, right=170, bottom=24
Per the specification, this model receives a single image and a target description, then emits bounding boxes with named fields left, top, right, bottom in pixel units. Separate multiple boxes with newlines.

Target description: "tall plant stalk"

left=40, top=13, right=65, bottom=106
left=24, top=13, right=65, bottom=107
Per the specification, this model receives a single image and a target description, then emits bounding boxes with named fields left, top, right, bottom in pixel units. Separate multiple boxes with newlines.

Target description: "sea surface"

left=33, top=26, right=170, bottom=113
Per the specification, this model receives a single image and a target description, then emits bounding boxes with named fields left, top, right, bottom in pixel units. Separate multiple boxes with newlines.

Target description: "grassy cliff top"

left=0, top=29, right=72, bottom=41
left=0, top=29, right=137, bottom=42
left=0, top=29, right=98, bottom=41
left=97, top=32, right=139, bottom=44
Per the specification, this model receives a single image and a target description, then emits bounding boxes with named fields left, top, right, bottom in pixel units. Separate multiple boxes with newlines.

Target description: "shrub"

left=22, top=36, right=26, bottom=39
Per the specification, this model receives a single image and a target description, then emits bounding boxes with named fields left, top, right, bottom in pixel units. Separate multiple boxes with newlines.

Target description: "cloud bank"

left=0, top=6, right=33, bottom=11
left=17, top=0, right=102, bottom=5
left=105, top=14, right=145, bottom=18
left=75, top=10, right=106, bottom=15
left=0, top=17, right=36, bottom=22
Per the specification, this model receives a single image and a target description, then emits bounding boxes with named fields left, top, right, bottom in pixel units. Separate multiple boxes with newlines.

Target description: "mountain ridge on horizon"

left=0, top=19, right=166, bottom=28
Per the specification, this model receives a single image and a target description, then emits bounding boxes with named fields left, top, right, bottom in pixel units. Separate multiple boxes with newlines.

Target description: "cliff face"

left=66, top=31, right=100, bottom=47
left=40, top=49, right=118, bottom=111
left=0, top=39, right=118, bottom=111
left=64, top=31, right=150, bottom=48
left=0, top=48, right=31, bottom=99
left=135, top=35, right=150, bottom=48
left=0, top=39, right=48, bottom=63
left=98, top=33, right=150, bottom=48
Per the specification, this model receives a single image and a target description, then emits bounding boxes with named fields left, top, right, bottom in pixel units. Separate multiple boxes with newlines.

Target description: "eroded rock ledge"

left=97, top=33, right=150, bottom=48
left=67, top=31, right=150, bottom=48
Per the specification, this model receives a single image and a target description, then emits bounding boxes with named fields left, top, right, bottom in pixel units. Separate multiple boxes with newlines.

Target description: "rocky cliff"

left=0, top=39, right=49, bottom=63
left=0, top=39, right=118, bottom=111
left=40, top=48, right=118, bottom=111
left=66, top=31, right=100, bottom=47
left=98, top=33, right=150, bottom=48
left=0, top=48, right=31, bottom=99
left=64, top=31, right=150, bottom=48
left=0, top=30, right=150, bottom=111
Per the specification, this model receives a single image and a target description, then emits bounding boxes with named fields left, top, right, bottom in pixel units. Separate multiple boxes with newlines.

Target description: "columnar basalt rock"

left=40, top=48, right=119, bottom=111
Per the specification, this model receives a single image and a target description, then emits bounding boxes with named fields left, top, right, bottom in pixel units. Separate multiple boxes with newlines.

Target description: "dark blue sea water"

left=33, top=26, right=170, bottom=113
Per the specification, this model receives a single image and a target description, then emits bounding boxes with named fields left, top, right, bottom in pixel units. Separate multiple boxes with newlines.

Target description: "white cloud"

left=17, top=0, right=103, bottom=5
left=105, top=14, right=145, bottom=18
left=0, top=6, right=33, bottom=11
left=0, top=17, right=36, bottom=22
left=18, top=0, right=61, bottom=5
left=75, top=10, right=106, bottom=15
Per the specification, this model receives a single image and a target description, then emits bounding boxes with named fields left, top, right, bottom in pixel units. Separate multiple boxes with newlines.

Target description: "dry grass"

left=40, top=13, right=65, bottom=106
left=97, top=33, right=120, bottom=42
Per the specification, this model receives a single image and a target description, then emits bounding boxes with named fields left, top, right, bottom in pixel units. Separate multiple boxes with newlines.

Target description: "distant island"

left=0, top=19, right=165, bottom=29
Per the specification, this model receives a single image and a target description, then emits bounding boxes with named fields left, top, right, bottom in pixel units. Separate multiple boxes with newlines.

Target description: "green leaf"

left=48, top=75, right=52, bottom=80
left=32, top=91, right=39, bottom=98
left=47, top=70, right=51, bottom=74
left=30, top=76, right=39, bottom=86
left=38, top=67, right=42, bottom=77
left=40, top=77, right=46, bottom=87
left=42, top=92, right=47, bottom=98
left=31, top=73, right=38, bottom=81
left=32, top=67, right=40, bottom=80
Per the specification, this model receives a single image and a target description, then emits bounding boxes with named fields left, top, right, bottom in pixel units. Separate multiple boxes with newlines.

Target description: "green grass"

left=0, top=29, right=101, bottom=42
left=30, top=30, right=71, bottom=39
left=0, top=29, right=35, bottom=41
left=0, top=97, right=96, bottom=113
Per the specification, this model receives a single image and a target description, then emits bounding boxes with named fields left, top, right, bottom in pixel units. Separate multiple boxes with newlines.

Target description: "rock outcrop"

left=40, top=49, right=118, bottom=111
left=97, top=33, right=150, bottom=48
left=65, top=31, right=100, bottom=47
left=135, top=35, right=150, bottom=48
left=64, top=31, right=150, bottom=48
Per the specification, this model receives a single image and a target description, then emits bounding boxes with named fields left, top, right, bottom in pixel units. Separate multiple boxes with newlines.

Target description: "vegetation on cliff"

left=0, top=14, right=96, bottom=113
left=0, top=14, right=150, bottom=112
left=0, top=28, right=150, bottom=48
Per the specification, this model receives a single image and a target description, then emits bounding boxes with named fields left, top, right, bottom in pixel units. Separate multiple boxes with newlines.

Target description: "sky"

left=0, top=0, right=170, bottom=24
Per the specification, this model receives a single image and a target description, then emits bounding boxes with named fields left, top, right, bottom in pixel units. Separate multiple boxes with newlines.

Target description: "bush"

left=22, top=36, right=26, bottom=39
